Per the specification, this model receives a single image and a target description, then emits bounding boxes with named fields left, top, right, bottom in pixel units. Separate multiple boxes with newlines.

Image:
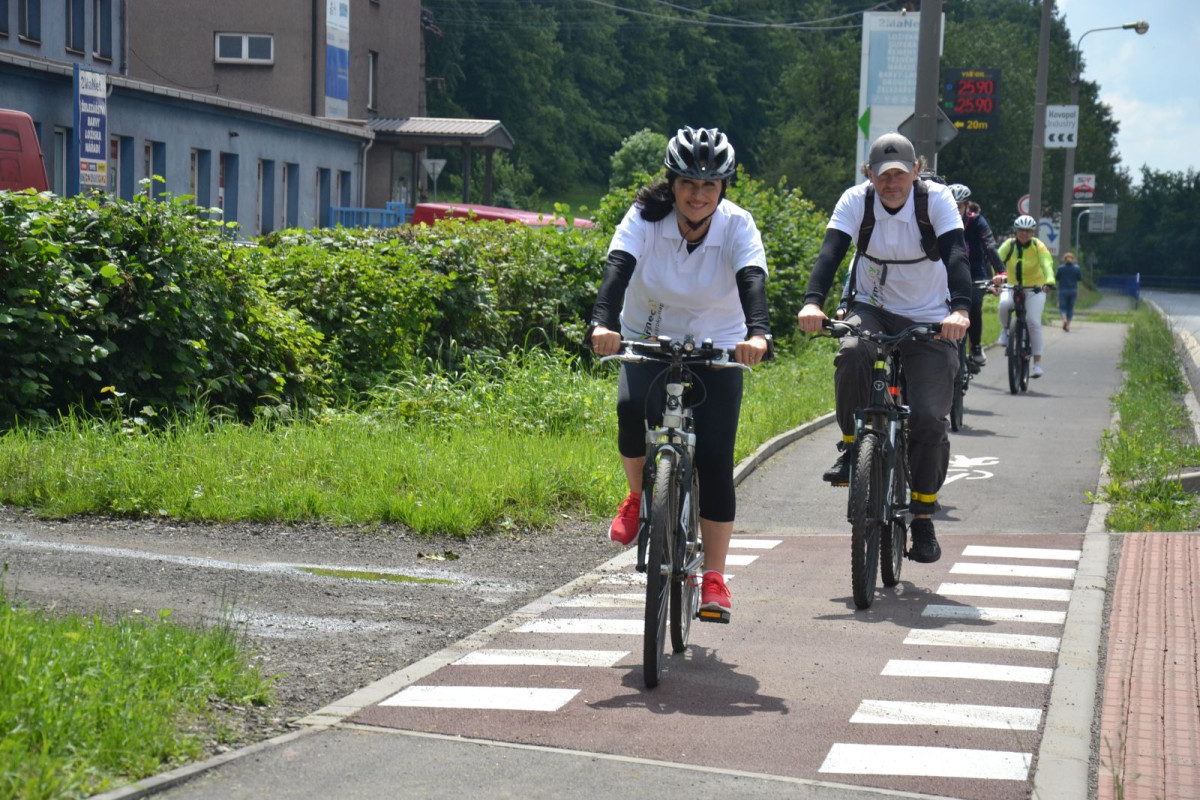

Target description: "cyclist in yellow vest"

left=994, top=215, right=1055, bottom=378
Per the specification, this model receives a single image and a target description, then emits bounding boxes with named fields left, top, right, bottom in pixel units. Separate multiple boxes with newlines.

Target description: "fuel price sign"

left=941, top=67, right=1000, bottom=132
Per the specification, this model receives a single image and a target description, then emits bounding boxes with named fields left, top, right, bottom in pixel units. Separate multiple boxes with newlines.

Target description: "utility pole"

left=912, top=0, right=943, bottom=168
left=1028, top=0, right=1054, bottom=218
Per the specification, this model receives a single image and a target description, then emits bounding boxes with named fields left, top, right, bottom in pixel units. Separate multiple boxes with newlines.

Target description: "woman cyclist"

left=588, top=126, right=771, bottom=621
left=994, top=215, right=1055, bottom=378
left=948, top=183, right=1003, bottom=368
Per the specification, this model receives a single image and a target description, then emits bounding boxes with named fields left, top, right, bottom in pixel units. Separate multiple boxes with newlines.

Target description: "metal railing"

left=328, top=202, right=411, bottom=229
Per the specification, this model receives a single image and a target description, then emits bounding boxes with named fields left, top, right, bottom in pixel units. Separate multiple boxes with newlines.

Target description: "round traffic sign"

left=1018, top=194, right=1031, bottom=215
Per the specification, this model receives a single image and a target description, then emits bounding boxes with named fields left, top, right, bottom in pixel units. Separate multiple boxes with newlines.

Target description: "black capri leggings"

left=616, top=361, right=744, bottom=523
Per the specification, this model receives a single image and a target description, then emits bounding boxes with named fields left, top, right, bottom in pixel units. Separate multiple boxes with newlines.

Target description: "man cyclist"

left=797, top=132, right=971, bottom=564
left=948, top=183, right=1003, bottom=369
left=994, top=215, right=1055, bottom=378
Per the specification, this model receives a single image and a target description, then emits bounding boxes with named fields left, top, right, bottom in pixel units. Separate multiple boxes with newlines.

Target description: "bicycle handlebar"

left=820, top=319, right=943, bottom=346
left=598, top=337, right=751, bottom=370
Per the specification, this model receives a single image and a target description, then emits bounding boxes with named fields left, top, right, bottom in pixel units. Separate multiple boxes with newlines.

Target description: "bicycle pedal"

left=829, top=480, right=849, bottom=488
left=697, top=608, right=731, bottom=624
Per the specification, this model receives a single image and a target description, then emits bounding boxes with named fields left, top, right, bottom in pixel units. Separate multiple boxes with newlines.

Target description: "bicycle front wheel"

left=670, top=466, right=700, bottom=653
left=881, top=431, right=908, bottom=588
left=1007, top=321, right=1022, bottom=394
left=643, top=451, right=675, bottom=689
left=1019, top=324, right=1031, bottom=391
left=850, top=434, right=883, bottom=609
left=950, top=349, right=966, bottom=432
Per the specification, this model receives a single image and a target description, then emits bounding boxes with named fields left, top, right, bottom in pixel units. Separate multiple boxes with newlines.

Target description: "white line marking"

left=938, top=582, right=1072, bottom=602
left=923, top=604, right=1067, bottom=624
left=819, top=744, right=1031, bottom=780
left=453, top=649, right=628, bottom=667
left=905, top=629, right=1061, bottom=652
left=851, top=699, right=1042, bottom=729
left=962, top=545, right=1081, bottom=561
left=597, top=573, right=645, bottom=586
left=513, top=618, right=642, bottom=635
left=724, top=554, right=759, bottom=566
left=380, top=686, right=579, bottom=711
left=882, top=659, right=1053, bottom=684
left=728, top=538, right=781, bottom=549
left=559, top=593, right=643, bottom=608
left=951, top=563, right=1077, bottom=580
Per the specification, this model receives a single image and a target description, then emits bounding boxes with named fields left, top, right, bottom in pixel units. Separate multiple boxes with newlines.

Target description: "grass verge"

left=1100, top=305, right=1200, bottom=531
left=0, top=588, right=273, bottom=799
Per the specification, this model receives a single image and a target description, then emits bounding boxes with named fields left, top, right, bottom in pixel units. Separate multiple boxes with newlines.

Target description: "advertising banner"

left=325, top=0, right=350, bottom=118
left=75, top=65, right=108, bottom=189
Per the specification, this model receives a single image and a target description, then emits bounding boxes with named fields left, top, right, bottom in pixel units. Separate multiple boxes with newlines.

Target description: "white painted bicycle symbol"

left=943, top=454, right=998, bottom=485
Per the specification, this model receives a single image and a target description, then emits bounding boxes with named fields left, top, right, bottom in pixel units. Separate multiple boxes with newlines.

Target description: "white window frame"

left=214, top=32, right=274, bottom=65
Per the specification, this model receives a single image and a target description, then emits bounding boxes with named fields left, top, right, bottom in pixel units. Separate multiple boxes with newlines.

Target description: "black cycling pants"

left=617, top=361, right=743, bottom=523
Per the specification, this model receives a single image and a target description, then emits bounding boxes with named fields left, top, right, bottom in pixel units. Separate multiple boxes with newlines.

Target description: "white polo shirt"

left=829, top=180, right=962, bottom=322
left=609, top=199, right=767, bottom=348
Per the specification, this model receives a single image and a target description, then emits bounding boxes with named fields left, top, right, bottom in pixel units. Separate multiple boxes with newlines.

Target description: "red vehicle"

left=411, top=202, right=594, bottom=229
left=0, top=109, right=49, bottom=192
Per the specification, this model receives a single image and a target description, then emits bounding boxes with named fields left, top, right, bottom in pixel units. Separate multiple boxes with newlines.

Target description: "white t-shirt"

left=828, top=180, right=962, bottom=322
left=608, top=198, right=767, bottom=348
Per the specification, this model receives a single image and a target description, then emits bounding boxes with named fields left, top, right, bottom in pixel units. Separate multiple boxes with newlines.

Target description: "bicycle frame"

left=847, top=342, right=909, bottom=526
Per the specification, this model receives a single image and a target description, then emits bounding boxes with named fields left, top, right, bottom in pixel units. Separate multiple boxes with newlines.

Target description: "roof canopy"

left=367, top=117, right=514, bottom=150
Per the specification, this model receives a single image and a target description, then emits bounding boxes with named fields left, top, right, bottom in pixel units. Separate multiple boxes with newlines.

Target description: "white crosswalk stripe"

left=950, top=562, right=1077, bottom=580
left=513, top=618, right=640, bottom=635
left=819, top=743, right=1031, bottom=780
left=962, top=545, right=1081, bottom=560
left=851, top=699, right=1042, bottom=729
left=453, top=649, right=629, bottom=667
left=882, top=659, right=1053, bottom=684
left=904, top=628, right=1062, bottom=652
left=381, top=686, right=579, bottom=711
left=938, top=582, right=1072, bottom=602
left=923, top=603, right=1067, bottom=624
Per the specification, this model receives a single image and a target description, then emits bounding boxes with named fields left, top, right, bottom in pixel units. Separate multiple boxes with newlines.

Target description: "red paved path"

left=1099, top=533, right=1200, bottom=800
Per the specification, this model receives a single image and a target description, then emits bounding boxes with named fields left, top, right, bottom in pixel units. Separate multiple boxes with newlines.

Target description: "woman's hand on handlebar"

left=590, top=325, right=622, bottom=356
left=938, top=309, right=970, bottom=342
left=736, top=335, right=769, bottom=367
left=797, top=302, right=828, bottom=334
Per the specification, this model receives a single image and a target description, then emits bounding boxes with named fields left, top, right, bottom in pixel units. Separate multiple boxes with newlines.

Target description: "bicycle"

left=821, top=319, right=942, bottom=610
left=1001, top=282, right=1036, bottom=394
left=950, top=279, right=996, bottom=432
left=600, top=336, right=752, bottom=688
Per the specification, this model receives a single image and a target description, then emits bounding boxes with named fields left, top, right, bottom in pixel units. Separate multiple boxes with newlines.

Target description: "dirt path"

left=0, top=506, right=616, bottom=751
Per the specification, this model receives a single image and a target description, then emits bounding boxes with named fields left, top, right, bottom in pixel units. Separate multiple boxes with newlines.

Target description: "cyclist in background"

left=948, top=183, right=1003, bottom=368
left=588, top=126, right=771, bottom=620
left=797, top=132, right=971, bottom=563
left=994, top=215, right=1055, bottom=378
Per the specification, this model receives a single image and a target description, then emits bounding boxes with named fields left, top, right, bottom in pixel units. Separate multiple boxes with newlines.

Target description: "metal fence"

left=328, top=202, right=411, bottom=229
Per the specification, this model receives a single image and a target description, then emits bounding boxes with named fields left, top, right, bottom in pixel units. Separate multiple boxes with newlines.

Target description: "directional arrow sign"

left=1045, top=105, right=1079, bottom=149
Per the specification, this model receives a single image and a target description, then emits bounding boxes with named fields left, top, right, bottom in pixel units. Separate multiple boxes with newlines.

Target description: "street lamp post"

left=1057, top=20, right=1148, bottom=265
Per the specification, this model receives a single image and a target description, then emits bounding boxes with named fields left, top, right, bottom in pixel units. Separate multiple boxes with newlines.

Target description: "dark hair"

left=636, top=178, right=676, bottom=222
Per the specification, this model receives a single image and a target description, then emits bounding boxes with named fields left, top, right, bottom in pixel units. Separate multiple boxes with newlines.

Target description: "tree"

left=609, top=129, right=667, bottom=190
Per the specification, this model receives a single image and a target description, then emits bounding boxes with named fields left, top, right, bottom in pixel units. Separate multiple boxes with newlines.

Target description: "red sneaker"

left=608, top=492, right=641, bottom=545
left=699, top=572, right=731, bottom=622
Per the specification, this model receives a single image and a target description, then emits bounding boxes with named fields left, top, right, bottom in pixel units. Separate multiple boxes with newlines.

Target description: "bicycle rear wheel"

left=1019, top=323, right=1031, bottom=391
left=670, top=467, right=700, bottom=653
left=881, top=431, right=908, bottom=588
left=643, top=451, right=675, bottom=689
left=850, top=434, right=883, bottom=609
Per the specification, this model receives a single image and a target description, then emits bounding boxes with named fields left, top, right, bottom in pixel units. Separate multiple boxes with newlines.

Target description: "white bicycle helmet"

left=949, top=183, right=972, bottom=203
left=1014, top=214, right=1037, bottom=231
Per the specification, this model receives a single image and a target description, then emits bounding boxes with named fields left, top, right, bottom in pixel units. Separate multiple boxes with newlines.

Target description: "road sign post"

left=422, top=158, right=446, bottom=201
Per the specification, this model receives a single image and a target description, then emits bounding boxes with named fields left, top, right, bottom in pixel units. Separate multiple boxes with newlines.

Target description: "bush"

left=0, top=189, right=326, bottom=424
left=609, top=128, right=668, bottom=191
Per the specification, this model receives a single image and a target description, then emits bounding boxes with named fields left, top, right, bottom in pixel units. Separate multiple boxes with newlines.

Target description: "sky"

left=1056, top=0, right=1200, bottom=182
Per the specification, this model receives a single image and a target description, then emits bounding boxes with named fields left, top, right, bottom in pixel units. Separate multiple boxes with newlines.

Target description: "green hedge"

left=0, top=189, right=326, bottom=423
left=2, top=176, right=831, bottom=423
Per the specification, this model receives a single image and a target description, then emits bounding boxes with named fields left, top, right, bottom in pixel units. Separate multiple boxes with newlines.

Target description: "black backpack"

left=841, top=180, right=941, bottom=306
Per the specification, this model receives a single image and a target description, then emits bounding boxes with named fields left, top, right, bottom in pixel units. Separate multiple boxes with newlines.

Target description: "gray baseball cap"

left=869, top=132, right=916, bottom=174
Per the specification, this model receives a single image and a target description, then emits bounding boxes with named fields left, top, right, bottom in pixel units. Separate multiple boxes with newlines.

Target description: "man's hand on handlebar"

left=797, top=302, right=828, bottom=334
left=938, top=309, right=969, bottom=342
left=589, top=325, right=622, bottom=356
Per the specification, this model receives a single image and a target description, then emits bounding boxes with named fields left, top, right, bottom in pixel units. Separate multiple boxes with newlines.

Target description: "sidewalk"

left=1094, top=290, right=1200, bottom=800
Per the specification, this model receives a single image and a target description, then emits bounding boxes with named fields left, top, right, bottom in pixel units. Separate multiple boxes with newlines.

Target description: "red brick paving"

left=1099, top=533, right=1200, bottom=800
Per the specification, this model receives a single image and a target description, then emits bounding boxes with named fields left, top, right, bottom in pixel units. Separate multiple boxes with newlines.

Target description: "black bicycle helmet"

left=664, top=127, right=736, bottom=181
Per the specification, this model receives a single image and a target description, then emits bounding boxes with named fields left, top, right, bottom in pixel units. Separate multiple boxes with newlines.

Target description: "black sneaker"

left=908, top=518, right=942, bottom=563
left=823, top=448, right=851, bottom=485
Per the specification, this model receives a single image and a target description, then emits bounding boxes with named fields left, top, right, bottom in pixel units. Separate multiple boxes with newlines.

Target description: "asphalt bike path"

left=135, top=319, right=1128, bottom=800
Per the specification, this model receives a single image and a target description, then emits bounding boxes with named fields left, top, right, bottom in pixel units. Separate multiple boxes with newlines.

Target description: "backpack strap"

left=912, top=180, right=941, bottom=262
